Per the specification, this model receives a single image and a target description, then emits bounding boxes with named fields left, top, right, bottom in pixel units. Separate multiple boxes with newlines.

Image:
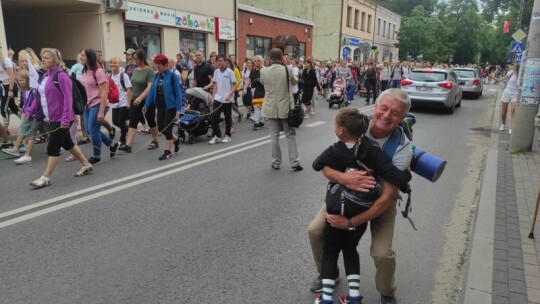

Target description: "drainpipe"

left=234, top=0, right=238, bottom=57
left=338, top=0, right=343, bottom=61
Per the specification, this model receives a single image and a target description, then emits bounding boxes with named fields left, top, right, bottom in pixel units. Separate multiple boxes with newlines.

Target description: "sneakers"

left=310, top=273, right=340, bottom=293
left=88, top=156, right=101, bottom=165
left=339, top=294, right=363, bottom=304
left=499, top=124, right=505, bottom=131
left=109, top=142, right=119, bottom=158
left=118, top=144, right=132, bottom=153
left=158, top=150, right=172, bottom=161
left=315, top=294, right=334, bottom=304
left=209, top=136, right=221, bottom=145
left=222, top=135, right=232, bottom=143
left=75, top=165, right=93, bottom=177
left=1, top=147, right=21, bottom=157
left=65, top=154, right=76, bottom=162
left=14, top=155, right=32, bottom=165
left=292, top=164, right=304, bottom=171
left=380, top=295, right=397, bottom=304
left=253, top=122, right=264, bottom=130
left=30, top=177, right=51, bottom=189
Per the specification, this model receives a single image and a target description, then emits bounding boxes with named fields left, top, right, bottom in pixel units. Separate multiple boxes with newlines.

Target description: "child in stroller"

left=328, top=77, right=346, bottom=108
left=176, top=88, right=211, bottom=144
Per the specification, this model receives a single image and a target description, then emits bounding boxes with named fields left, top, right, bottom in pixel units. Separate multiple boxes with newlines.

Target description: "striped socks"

left=321, top=279, right=335, bottom=301
left=347, top=274, right=361, bottom=297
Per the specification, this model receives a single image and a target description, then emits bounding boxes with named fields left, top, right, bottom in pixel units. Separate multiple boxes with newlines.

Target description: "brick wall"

left=237, top=10, right=313, bottom=65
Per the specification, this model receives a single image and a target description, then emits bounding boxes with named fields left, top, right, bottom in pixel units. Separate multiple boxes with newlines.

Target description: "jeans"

left=391, top=79, right=401, bottom=88
left=84, top=105, right=112, bottom=157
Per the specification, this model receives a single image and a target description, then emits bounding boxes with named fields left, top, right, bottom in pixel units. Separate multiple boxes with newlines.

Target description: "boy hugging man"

left=312, top=108, right=411, bottom=304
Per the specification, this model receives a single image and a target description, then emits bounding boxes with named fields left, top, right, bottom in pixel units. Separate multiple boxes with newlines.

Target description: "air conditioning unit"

left=106, top=0, right=128, bottom=11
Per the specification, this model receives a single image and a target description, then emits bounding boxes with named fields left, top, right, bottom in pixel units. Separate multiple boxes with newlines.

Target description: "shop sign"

left=215, top=18, right=235, bottom=41
left=347, top=38, right=360, bottom=46
left=126, top=2, right=176, bottom=26
left=176, top=11, right=215, bottom=32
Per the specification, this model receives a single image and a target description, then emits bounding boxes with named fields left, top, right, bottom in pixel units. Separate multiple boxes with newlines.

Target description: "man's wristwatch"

left=347, top=218, right=355, bottom=231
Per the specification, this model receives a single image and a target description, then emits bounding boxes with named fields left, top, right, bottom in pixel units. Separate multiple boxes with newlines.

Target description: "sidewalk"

left=462, top=88, right=540, bottom=304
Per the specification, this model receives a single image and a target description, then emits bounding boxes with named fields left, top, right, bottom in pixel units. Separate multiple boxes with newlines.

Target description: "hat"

left=124, top=48, right=135, bottom=55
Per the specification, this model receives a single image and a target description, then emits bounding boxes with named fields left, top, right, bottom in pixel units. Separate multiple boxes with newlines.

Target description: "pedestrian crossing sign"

left=511, top=42, right=524, bottom=53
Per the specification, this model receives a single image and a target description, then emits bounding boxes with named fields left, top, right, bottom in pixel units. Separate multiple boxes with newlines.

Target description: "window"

left=367, top=14, right=372, bottom=32
left=179, top=31, right=206, bottom=60
left=388, top=22, right=391, bottom=38
left=125, top=24, right=161, bottom=60
left=298, top=42, right=306, bottom=58
left=246, top=35, right=271, bottom=58
left=346, top=6, right=352, bottom=27
left=383, top=21, right=386, bottom=37
left=361, top=12, right=366, bottom=31
left=218, top=42, right=227, bottom=56
left=393, top=24, right=396, bottom=40
left=354, top=9, right=359, bottom=29
left=378, top=18, right=381, bottom=35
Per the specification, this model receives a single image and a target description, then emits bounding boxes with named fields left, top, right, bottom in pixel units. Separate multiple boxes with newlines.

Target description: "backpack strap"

left=119, top=72, right=126, bottom=91
left=382, top=127, right=402, bottom=158
left=52, top=70, right=64, bottom=95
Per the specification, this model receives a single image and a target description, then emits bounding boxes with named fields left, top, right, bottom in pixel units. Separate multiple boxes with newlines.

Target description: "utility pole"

left=509, top=0, right=540, bottom=152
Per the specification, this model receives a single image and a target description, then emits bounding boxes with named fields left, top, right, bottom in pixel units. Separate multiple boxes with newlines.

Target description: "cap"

left=124, top=48, right=135, bottom=55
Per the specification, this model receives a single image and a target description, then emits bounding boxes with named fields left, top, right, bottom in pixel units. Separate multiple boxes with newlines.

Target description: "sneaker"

left=158, top=150, right=172, bottom=161
left=380, top=295, right=397, bottom=304
left=339, top=294, right=363, bottom=304
left=118, top=144, right=132, bottom=153
left=499, top=124, right=505, bottom=131
left=304, top=114, right=311, bottom=119
left=222, top=135, right=231, bottom=143
left=253, top=123, right=262, bottom=130
left=75, top=165, right=93, bottom=177
left=1, top=147, right=20, bottom=157
left=148, top=141, right=159, bottom=150
left=315, top=294, right=334, bottom=304
left=109, top=142, right=119, bottom=158
left=65, top=154, right=76, bottom=162
left=509, top=128, right=512, bottom=134
left=30, top=177, right=51, bottom=189
left=310, top=273, right=340, bottom=293
left=292, top=164, right=304, bottom=171
left=14, top=155, right=32, bottom=165
left=209, top=136, right=221, bottom=145
left=88, top=156, right=101, bottom=165
left=19, top=144, right=26, bottom=153
left=1, top=142, right=14, bottom=149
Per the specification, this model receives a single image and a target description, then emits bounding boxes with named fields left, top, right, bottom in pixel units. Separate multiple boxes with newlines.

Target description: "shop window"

left=299, top=42, right=306, bottom=58
left=246, top=35, right=271, bottom=59
left=218, top=42, right=227, bottom=56
left=353, top=48, right=361, bottom=62
left=179, top=31, right=206, bottom=60
left=125, top=24, right=161, bottom=60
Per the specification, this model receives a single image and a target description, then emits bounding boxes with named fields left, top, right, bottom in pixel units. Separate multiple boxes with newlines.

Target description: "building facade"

left=0, top=0, right=236, bottom=65
left=237, top=5, right=313, bottom=65
left=373, top=5, right=400, bottom=63
left=340, top=0, right=377, bottom=62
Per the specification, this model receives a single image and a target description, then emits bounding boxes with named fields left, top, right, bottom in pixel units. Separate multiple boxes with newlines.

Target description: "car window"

left=409, top=71, right=447, bottom=82
left=454, top=70, right=476, bottom=78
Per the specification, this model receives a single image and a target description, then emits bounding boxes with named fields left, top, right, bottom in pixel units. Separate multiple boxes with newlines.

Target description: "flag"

left=27, top=58, right=39, bottom=89
left=503, top=21, right=511, bottom=34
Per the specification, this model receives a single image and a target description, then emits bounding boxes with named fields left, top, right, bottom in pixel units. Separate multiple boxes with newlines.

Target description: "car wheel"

left=446, top=100, right=456, bottom=114
left=456, top=95, right=462, bottom=108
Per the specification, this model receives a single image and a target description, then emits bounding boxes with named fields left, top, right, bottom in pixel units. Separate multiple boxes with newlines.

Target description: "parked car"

left=401, top=68, right=463, bottom=114
left=453, top=68, right=483, bottom=99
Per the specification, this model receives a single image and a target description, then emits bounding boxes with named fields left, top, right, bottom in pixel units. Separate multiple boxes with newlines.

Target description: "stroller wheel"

left=328, top=102, right=332, bottom=109
left=188, top=134, right=196, bottom=144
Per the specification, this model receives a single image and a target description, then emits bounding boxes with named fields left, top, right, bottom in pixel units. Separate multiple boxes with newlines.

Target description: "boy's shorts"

left=18, top=117, right=33, bottom=136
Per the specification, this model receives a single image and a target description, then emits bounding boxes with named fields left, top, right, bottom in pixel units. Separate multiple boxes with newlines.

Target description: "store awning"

left=273, top=35, right=299, bottom=46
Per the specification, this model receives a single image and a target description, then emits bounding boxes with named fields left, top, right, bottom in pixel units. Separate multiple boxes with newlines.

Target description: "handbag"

left=286, top=66, right=303, bottom=128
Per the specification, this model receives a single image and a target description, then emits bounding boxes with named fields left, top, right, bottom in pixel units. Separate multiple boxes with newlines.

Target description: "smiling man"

left=308, top=89, right=413, bottom=304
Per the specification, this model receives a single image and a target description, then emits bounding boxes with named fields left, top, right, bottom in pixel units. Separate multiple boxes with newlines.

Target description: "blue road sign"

left=511, top=42, right=524, bottom=53
left=514, top=52, right=523, bottom=62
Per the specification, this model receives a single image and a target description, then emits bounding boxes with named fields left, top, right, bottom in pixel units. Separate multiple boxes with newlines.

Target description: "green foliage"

left=378, top=0, right=438, bottom=16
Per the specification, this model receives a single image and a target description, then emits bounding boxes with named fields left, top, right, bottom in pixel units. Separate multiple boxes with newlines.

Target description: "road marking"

left=488, top=88, right=498, bottom=92
left=0, top=135, right=272, bottom=221
left=304, top=121, right=326, bottom=127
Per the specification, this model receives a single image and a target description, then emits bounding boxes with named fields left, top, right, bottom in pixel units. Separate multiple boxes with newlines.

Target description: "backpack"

left=52, top=71, right=87, bottom=115
left=92, top=69, right=119, bottom=103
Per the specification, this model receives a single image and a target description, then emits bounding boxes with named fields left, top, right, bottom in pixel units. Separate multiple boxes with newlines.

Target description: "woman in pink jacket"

left=25, top=48, right=92, bottom=188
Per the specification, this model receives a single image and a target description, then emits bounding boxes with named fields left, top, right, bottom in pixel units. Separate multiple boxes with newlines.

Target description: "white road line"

left=0, top=138, right=275, bottom=229
left=304, top=121, right=326, bottom=127
left=0, top=135, right=271, bottom=220
left=488, top=88, right=498, bottom=92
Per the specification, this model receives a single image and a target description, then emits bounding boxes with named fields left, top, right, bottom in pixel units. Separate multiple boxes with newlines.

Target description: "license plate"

left=459, top=81, right=466, bottom=85
left=417, top=86, right=432, bottom=91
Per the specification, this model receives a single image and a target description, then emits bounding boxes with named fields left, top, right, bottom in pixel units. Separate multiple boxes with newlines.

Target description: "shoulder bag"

left=286, top=66, right=303, bottom=128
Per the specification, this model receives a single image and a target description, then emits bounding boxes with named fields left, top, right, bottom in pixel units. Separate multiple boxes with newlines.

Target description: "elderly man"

left=260, top=48, right=303, bottom=171
left=308, top=89, right=413, bottom=304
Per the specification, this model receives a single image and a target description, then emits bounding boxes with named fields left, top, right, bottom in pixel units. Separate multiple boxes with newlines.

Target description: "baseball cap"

left=124, top=48, right=135, bottom=55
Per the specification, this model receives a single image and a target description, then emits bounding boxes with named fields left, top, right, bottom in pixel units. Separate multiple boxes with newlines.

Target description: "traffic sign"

left=512, top=29, right=527, bottom=42
left=515, top=52, right=523, bottom=62
left=511, top=42, right=524, bottom=53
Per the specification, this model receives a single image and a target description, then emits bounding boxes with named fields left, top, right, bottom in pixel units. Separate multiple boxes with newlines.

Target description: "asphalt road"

left=0, top=86, right=498, bottom=303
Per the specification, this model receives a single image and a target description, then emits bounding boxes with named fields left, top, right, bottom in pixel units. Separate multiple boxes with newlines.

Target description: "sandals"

left=30, top=177, right=51, bottom=189
left=148, top=141, right=159, bottom=150
left=75, top=165, right=93, bottom=177
left=35, top=136, right=48, bottom=144
left=77, top=137, right=90, bottom=145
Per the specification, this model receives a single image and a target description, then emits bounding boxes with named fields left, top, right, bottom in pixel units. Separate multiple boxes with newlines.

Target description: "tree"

left=378, top=0, right=439, bottom=16
left=481, top=0, right=533, bottom=31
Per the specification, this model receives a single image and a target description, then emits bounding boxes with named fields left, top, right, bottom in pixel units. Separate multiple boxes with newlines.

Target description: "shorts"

left=18, top=117, right=33, bottom=136
left=26, top=120, right=46, bottom=138
left=46, top=122, right=75, bottom=157
left=501, top=89, right=518, bottom=103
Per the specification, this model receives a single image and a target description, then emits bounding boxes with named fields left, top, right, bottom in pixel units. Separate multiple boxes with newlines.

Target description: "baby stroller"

left=328, top=77, right=346, bottom=108
left=175, top=88, right=211, bottom=144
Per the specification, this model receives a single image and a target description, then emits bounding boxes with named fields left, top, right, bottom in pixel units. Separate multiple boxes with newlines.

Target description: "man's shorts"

left=501, top=89, right=518, bottom=103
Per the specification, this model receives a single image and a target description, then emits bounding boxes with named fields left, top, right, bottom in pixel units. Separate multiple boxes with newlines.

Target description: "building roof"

left=238, top=4, right=315, bottom=26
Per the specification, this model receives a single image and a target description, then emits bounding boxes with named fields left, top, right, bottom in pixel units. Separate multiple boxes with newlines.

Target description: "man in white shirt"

left=209, top=54, right=237, bottom=144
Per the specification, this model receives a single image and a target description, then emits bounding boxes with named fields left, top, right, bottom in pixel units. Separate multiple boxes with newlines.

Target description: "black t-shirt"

left=156, top=74, right=165, bottom=110
left=249, top=69, right=265, bottom=99
left=366, top=66, right=377, bottom=79
left=194, top=61, right=214, bottom=88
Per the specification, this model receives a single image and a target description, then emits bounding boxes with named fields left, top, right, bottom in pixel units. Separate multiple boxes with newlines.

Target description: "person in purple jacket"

left=25, top=48, right=92, bottom=188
